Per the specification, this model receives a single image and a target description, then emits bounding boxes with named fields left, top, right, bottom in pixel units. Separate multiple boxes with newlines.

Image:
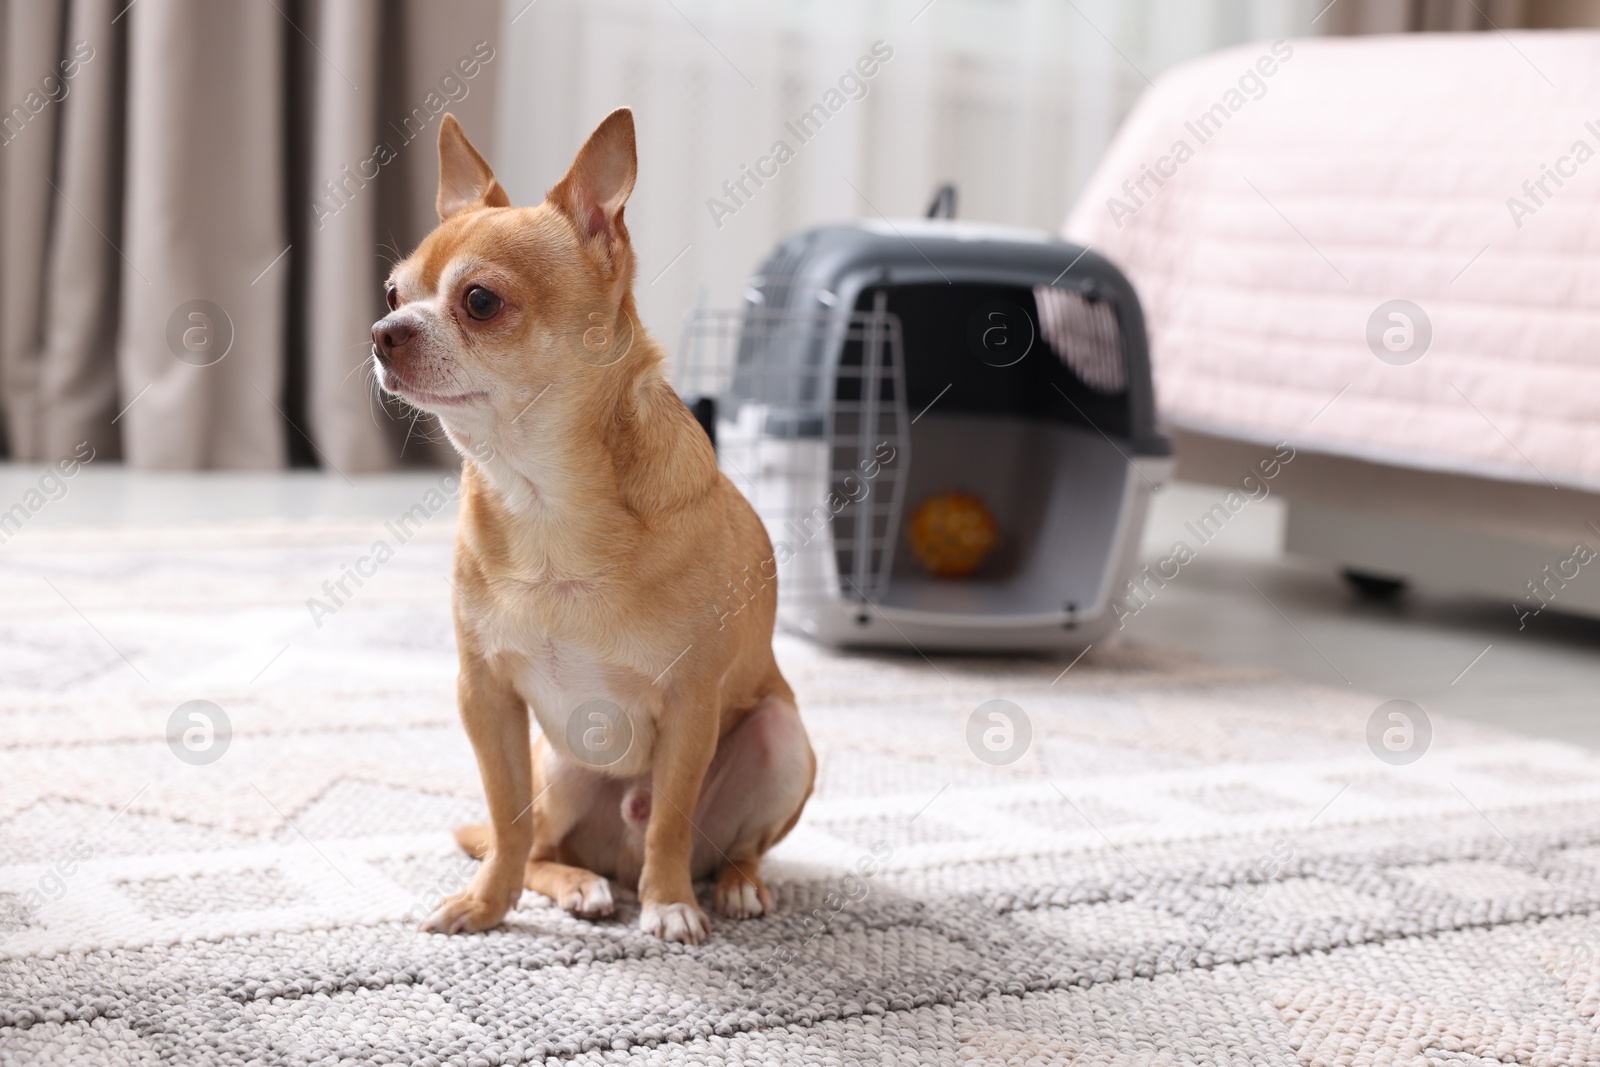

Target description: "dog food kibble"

left=908, top=491, right=998, bottom=577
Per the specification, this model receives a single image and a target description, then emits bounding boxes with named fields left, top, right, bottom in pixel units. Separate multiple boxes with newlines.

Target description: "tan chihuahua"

left=370, top=110, right=814, bottom=944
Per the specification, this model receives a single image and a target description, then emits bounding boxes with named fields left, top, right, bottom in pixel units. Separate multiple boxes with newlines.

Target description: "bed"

left=1062, top=29, right=1600, bottom=619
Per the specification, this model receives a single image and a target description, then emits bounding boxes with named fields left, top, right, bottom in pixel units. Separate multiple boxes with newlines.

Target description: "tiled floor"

left=7, top=465, right=1599, bottom=748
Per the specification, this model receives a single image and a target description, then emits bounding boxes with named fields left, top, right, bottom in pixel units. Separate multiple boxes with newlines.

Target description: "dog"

left=368, top=109, right=814, bottom=944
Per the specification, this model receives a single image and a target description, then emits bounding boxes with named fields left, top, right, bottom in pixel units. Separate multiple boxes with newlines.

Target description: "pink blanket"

left=1064, top=31, right=1600, bottom=491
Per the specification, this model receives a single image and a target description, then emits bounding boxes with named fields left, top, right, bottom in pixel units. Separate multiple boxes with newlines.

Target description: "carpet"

left=3, top=518, right=1600, bottom=1065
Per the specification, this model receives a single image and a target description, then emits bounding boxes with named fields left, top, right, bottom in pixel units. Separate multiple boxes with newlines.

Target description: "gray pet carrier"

left=674, top=218, right=1170, bottom=653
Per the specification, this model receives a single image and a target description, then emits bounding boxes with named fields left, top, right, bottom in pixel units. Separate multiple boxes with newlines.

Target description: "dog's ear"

left=437, top=113, right=511, bottom=221
left=547, top=108, right=637, bottom=267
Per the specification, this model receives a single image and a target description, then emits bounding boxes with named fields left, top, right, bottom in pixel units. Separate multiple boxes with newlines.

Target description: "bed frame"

left=1171, top=428, right=1600, bottom=622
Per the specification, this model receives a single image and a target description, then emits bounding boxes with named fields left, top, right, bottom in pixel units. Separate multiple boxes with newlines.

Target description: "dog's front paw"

left=715, top=867, right=773, bottom=919
left=421, top=891, right=513, bottom=935
left=640, top=900, right=710, bottom=944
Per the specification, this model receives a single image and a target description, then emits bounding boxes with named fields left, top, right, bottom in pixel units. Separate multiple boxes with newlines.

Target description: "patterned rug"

left=3, top=518, right=1600, bottom=1065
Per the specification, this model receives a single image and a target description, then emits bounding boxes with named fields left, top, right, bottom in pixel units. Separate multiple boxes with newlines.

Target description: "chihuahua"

left=370, top=110, right=814, bottom=944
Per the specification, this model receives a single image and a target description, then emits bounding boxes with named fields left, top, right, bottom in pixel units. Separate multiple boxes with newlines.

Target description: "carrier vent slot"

left=1034, top=285, right=1125, bottom=395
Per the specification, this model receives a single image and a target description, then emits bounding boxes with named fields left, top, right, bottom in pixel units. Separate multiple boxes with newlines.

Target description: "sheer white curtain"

left=494, top=0, right=1320, bottom=354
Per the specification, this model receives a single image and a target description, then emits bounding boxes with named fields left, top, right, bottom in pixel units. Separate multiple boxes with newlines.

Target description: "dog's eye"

left=464, top=286, right=502, bottom=321
left=385, top=285, right=400, bottom=311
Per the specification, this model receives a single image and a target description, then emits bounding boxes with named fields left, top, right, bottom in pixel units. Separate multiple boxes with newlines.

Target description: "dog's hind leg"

left=451, top=735, right=620, bottom=918
left=453, top=823, right=494, bottom=859
left=519, top=736, right=621, bottom=918
left=692, top=690, right=815, bottom=919
left=523, top=855, right=616, bottom=918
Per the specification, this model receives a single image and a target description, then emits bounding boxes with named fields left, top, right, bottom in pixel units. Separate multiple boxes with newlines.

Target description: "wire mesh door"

left=674, top=294, right=910, bottom=618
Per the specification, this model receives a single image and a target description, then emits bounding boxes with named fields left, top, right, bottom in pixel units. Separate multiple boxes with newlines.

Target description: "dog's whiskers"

left=343, top=352, right=375, bottom=387
left=400, top=408, right=422, bottom=458
left=366, top=374, right=388, bottom=433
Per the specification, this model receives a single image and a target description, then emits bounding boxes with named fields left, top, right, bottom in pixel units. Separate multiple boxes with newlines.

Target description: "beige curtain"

left=0, top=0, right=501, bottom=471
left=1323, top=0, right=1600, bottom=33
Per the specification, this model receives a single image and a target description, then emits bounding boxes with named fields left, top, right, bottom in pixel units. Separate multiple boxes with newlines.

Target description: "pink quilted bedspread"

left=1064, top=31, right=1600, bottom=491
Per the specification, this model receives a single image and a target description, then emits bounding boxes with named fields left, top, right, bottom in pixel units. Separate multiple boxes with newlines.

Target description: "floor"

left=1136, top=483, right=1600, bottom=750
left=7, top=464, right=1600, bottom=748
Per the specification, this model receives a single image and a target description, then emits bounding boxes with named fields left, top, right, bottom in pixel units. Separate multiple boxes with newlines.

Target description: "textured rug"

left=3, top=518, right=1600, bottom=1065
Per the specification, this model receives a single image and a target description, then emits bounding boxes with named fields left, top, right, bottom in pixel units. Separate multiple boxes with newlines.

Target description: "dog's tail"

left=453, top=823, right=493, bottom=860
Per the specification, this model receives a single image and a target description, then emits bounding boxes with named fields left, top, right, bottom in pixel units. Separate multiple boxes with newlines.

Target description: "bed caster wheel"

left=1342, top=568, right=1407, bottom=602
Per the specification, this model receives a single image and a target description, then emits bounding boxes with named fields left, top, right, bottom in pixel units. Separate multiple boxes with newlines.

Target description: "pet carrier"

left=674, top=218, right=1170, bottom=652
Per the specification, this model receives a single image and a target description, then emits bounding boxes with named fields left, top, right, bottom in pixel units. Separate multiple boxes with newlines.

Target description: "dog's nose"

left=371, top=317, right=412, bottom=363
